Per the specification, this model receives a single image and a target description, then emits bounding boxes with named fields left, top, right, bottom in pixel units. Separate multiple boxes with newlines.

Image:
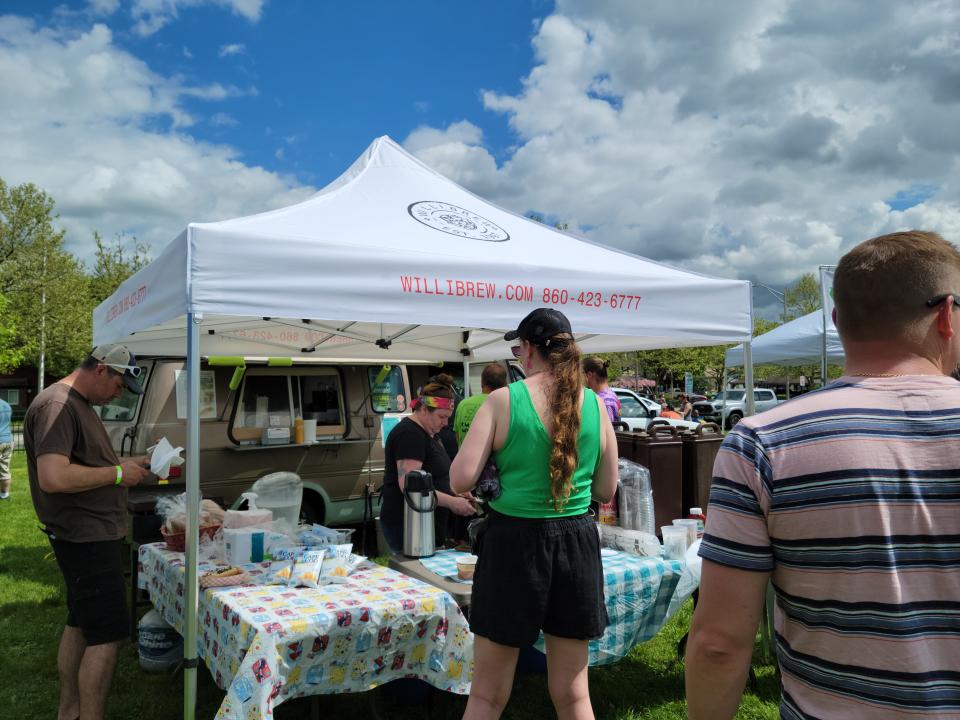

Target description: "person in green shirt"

left=453, top=363, right=507, bottom=444
left=451, top=308, right=618, bottom=720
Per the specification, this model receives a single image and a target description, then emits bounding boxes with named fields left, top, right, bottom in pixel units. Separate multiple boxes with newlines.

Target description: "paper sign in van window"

left=368, top=365, right=406, bottom=413
left=175, top=370, right=217, bottom=420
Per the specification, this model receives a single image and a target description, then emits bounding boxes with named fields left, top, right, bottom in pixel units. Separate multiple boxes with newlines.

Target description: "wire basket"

left=160, top=524, right=221, bottom=552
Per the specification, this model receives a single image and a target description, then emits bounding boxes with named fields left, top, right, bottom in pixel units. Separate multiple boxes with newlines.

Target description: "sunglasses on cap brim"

left=103, top=363, right=142, bottom=378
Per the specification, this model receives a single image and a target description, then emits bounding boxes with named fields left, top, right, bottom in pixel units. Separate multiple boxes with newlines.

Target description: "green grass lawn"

left=0, top=454, right=780, bottom=719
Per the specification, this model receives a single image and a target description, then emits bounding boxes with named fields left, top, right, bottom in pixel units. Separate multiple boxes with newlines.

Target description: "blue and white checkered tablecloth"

left=420, top=549, right=685, bottom=666
left=419, top=552, right=473, bottom=584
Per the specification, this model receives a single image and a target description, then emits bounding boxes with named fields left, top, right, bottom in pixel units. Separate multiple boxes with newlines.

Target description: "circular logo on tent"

left=408, top=201, right=509, bottom=242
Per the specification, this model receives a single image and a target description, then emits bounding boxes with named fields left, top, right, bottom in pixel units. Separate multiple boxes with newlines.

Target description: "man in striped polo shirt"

left=686, top=230, right=960, bottom=719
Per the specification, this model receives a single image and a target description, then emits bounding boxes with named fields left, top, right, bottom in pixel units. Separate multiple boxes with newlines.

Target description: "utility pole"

left=634, top=351, right=640, bottom=392
left=37, top=250, right=47, bottom=394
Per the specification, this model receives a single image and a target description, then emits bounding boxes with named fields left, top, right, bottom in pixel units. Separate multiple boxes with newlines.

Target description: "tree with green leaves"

left=0, top=295, right=24, bottom=372
left=88, top=232, right=151, bottom=306
left=0, top=178, right=155, bottom=377
left=4, top=243, right=92, bottom=377
left=0, top=180, right=89, bottom=376
left=0, top=179, right=62, bottom=272
left=785, top=272, right=821, bottom=319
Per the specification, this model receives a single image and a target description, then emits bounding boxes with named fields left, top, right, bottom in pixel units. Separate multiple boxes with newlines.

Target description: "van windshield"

left=94, top=362, right=150, bottom=422
left=368, top=365, right=406, bottom=413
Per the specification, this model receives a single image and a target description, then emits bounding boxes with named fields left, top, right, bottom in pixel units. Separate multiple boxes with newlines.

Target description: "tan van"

left=96, top=357, right=520, bottom=525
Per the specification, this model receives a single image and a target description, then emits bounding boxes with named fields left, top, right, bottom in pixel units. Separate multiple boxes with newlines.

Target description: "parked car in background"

left=692, top=388, right=780, bottom=429
left=612, top=388, right=699, bottom=432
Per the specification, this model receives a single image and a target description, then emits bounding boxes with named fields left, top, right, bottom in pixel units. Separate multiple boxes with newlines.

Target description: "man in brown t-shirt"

left=26, top=344, right=151, bottom=720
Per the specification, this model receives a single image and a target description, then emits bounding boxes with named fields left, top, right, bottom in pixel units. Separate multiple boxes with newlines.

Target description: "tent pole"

left=463, top=361, right=471, bottom=398
left=183, top=312, right=202, bottom=720
left=821, top=311, right=828, bottom=388
left=744, top=341, right=755, bottom=417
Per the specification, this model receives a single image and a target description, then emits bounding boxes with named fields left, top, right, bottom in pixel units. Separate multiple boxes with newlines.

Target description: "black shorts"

left=469, top=509, right=608, bottom=648
left=50, top=537, right=129, bottom=646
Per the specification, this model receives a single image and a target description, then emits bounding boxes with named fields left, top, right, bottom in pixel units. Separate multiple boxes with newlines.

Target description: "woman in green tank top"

left=451, top=308, right=618, bottom=720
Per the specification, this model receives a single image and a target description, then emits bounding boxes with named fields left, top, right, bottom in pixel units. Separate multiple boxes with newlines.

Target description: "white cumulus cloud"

left=130, top=0, right=265, bottom=36
left=0, top=16, right=312, bottom=262
left=217, top=42, right=245, bottom=57
left=406, top=0, right=960, bottom=296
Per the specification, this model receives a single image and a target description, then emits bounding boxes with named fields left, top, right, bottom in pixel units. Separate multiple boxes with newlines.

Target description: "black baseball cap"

left=90, top=344, right=144, bottom=395
left=504, top=308, right=573, bottom=346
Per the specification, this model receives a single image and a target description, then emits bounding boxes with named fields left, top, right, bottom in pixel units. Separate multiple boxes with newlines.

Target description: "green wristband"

left=115, top=465, right=122, bottom=486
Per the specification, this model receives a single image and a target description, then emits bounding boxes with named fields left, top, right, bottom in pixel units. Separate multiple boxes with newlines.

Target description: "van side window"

left=299, top=374, right=345, bottom=429
left=237, top=376, right=291, bottom=429
left=232, top=368, right=347, bottom=443
left=368, top=365, right=406, bottom=413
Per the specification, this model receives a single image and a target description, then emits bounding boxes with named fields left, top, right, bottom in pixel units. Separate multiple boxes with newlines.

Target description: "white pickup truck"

left=692, top=388, right=780, bottom=429
left=612, top=388, right=700, bottom=432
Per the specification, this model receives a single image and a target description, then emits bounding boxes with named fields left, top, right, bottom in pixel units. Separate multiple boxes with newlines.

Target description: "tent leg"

left=821, top=311, right=829, bottom=387
left=462, top=360, right=470, bottom=398
left=744, top=341, right=755, bottom=417
left=183, top=312, right=202, bottom=720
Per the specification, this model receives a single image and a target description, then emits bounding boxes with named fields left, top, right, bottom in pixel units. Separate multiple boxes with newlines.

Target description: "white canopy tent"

left=93, top=135, right=753, bottom=718
left=724, top=310, right=844, bottom=367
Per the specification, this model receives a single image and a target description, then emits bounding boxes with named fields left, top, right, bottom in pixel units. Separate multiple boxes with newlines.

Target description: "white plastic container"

left=223, top=492, right=273, bottom=530
left=251, top=472, right=303, bottom=531
left=138, top=609, right=182, bottom=672
left=302, top=419, right=318, bottom=444
left=224, top=528, right=266, bottom=564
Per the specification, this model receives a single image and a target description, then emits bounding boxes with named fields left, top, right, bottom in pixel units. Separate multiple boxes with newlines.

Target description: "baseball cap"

left=504, top=307, right=573, bottom=346
left=90, top=344, right=144, bottom=395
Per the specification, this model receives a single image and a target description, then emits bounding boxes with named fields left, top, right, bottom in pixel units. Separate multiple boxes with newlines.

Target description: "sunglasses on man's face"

left=103, top=363, right=142, bottom=378
left=510, top=345, right=522, bottom=359
left=926, top=293, right=960, bottom=309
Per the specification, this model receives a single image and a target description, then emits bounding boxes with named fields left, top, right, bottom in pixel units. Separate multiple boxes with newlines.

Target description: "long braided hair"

left=538, top=334, right=584, bottom=511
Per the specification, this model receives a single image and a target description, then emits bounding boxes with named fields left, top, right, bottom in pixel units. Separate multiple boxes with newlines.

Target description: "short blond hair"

left=834, top=231, right=960, bottom=342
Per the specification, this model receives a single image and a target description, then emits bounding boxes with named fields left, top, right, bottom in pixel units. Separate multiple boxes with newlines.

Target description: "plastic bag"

left=290, top=549, right=325, bottom=588
left=600, top=525, right=661, bottom=557
left=319, top=544, right=361, bottom=584
left=296, top=524, right=355, bottom=547
left=266, top=546, right=303, bottom=585
left=198, top=529, right=226, bottom=565
left=155, top=493, right=223, bottom=534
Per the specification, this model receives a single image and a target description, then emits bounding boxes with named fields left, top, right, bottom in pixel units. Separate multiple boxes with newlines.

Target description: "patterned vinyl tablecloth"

left=421, top=549, right=685, bottom=666
left=138, top=543, right=473, bottom=720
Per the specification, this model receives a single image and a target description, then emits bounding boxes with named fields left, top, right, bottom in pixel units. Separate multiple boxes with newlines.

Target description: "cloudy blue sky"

left=2, top=0, right=959, bottom=318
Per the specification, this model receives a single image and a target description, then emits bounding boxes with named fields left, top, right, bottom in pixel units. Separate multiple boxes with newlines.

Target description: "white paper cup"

left=456, top=554, right=478, bottom=580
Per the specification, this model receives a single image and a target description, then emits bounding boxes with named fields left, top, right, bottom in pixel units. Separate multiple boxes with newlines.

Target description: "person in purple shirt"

left=583, top=356, right=620, bottom=423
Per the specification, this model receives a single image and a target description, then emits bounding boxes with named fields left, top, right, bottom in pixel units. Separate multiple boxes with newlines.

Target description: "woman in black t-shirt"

left=381, top=374, right=476, bottom=553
